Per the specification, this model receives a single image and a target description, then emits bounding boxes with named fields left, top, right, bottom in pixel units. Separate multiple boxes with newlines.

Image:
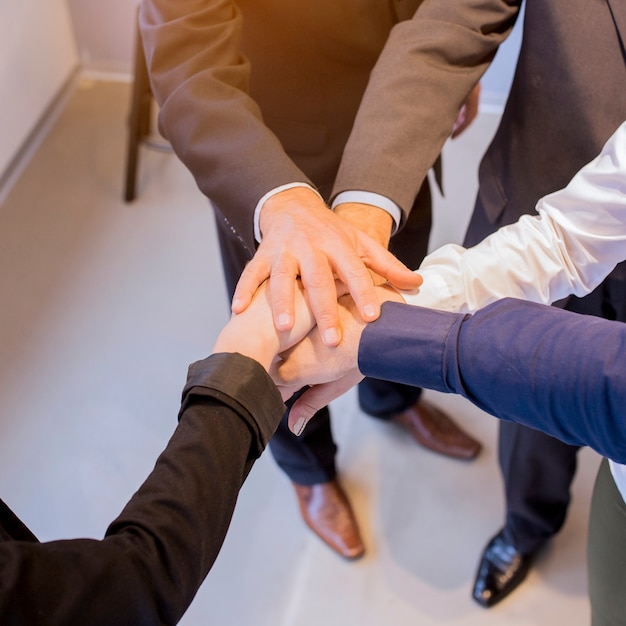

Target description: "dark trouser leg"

left=358, top=378, right=422, bottom=418
left=214, top=211, right=337, bottom=484
left=269, top=407, right=337, bottom=485
left=498, top=264, right=626, bottom=552
left=587, top=458, right=626, bottom=626
left=358, top=182, right=431, bottom=419
left=498, top=421, right=579, bottom=553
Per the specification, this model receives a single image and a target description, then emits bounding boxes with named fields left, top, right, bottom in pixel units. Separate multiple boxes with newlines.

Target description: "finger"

left=331, top=256, right=383, bottom=323
left=450, top=106, right=468, bottom=139
left=273, top=284, right=318, bottom=353
left=287, top=375, right=362, bottom=435
left=359, top=238, right=423, bottom=291
left=299, top=255, right=342, bottom=346
left=231, top=256, right=271, bottom=313
left=383, top=260, right=423, bottom=290
left=452, top=84, right=481, bottom=139
left=277, top=383, right=305, bottom=403
left=313, top=238, right=382, bottom=323
left=268, top=255, right=300, bottom=331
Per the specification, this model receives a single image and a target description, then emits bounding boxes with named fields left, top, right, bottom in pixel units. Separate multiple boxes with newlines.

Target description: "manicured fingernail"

left=363, top=304, right=377, bottom=320
left=231, top=298, right=242, bottom=310
left=294, top=417, right=308, bottom=436
left=324, top=328, right=340, bottom=345
left=278, top=313, right=291, bottom=328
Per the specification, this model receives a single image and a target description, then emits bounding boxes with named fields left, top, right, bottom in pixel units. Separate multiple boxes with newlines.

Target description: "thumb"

left=288, top=374, right=363, bottom=436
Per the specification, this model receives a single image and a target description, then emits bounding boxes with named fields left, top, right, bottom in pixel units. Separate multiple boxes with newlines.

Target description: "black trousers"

left=213, top=183, right=432, bottom=485
left=466, top=204, right=626, bottom=552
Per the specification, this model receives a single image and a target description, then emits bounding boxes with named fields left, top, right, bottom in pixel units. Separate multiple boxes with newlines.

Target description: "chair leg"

left=123, top=16, right=152, bottom=203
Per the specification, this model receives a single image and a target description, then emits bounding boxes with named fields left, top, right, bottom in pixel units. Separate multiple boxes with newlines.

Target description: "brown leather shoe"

left=392, top=399, right=482, bottom=460
left=293, top=480, right=365, bottom=560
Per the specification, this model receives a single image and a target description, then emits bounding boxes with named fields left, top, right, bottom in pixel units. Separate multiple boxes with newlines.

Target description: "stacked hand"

left=230, top=187, right=422, bottom=346
left=273, top=285, right=404, bottom=435
left=213, top=278, right=316, bottom=373
left=229, top=83, right=479, bottom=345
left=215, top=277, right=405, bottom=435
left=219, top=185, right=425, bottom=435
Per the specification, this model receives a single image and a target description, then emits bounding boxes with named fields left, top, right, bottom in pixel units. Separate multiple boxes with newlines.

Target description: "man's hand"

left=231, top=187, right=422, bottom=346
left=451, top=83, right=481, bottom=139
left=273, top=284, right=404, bottom=432
left=333, top=201, right=395, bottom=286
left=334, top=201, right=393, bottom=249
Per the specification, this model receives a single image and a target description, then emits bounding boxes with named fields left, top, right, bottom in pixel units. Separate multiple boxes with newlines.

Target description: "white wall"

left=66, top=0, right=137, bottom=76
left=0, top=1, right=79, bottom=180
left=480, top=6, right=524, bottom=111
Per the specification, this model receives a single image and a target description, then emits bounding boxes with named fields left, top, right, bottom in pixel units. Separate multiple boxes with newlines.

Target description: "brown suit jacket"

left=139, top=0, right=428, bottom=257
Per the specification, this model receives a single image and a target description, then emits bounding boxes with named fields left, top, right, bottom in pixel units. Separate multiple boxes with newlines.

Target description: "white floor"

left=0, top=79, right=600, bottom=625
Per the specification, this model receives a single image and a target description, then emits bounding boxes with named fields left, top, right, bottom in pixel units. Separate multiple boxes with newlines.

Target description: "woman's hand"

left=273, top=284, right=404, bottom=433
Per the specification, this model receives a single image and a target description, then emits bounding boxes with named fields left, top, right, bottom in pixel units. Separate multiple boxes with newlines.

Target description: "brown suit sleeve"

left=139, top=0, right=311, bottom=252
left=333, top=0, right=521, bottom=220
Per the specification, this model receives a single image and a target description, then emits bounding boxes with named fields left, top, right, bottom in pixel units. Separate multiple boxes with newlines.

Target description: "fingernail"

left=363, top=304, right=377, bottom=320
left=231, top=298, right=242, bottom=310
left=278, top=313, right=291, bottom=328
left=324, top=328, right=340, bottom=345
left=293, top=416, right=308, bottom=436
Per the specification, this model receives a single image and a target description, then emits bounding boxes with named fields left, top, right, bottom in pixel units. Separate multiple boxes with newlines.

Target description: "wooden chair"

left=123, top=14, right=171, bottom=202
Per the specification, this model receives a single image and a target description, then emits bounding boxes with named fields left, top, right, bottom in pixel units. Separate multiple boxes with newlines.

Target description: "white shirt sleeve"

left=399, top=120, right=626, bottom=313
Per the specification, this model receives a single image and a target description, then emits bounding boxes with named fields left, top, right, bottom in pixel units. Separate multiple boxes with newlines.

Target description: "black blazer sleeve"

left=0, top=353, right=285, bottom=626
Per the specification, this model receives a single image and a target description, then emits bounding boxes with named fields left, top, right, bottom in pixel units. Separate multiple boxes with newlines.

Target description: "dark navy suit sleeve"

left=0, top=353, right=285, bottom=626
left=359, top=299, right=626, bottom=463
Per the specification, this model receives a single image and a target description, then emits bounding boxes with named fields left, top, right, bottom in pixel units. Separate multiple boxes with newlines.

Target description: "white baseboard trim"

left=0, top=67, right=84, bottom=207
left=80, top=64, right=132, bottom=84
left=0, top=66, right=135, bottom=207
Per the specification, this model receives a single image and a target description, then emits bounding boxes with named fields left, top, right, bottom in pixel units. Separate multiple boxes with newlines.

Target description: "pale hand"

left=273, top=284, right=404, bottom=434
left=451, top=83, right=481, bottom=139
left=231, top=187, right=422, bottom=347
left=214, top=280, right=315, bottom=373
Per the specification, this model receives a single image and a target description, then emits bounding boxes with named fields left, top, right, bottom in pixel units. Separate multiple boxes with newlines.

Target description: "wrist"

left=213, top=325, right=279, bottom=372
left=259, top=186, right=326, bottom=238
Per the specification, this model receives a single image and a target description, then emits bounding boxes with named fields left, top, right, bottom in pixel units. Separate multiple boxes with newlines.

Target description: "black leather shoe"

left=472, top=530, right=535, bottom=608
